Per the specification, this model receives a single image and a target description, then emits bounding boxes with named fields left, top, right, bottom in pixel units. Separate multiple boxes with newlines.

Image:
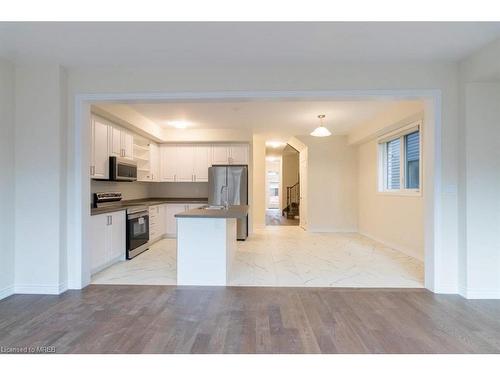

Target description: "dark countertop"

left=175, top=205, right=249, bottom=219
left=91, top=197, right=208, bottom=216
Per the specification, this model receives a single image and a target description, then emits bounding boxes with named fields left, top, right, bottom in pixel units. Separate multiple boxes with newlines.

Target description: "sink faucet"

left=220, top=185, right=229, bottom=209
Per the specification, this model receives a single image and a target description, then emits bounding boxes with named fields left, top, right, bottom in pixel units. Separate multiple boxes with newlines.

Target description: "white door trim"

left=70, top=89, right=442, bottom=293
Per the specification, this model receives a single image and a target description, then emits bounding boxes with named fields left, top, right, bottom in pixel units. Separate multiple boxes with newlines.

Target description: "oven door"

left=126, top=212, right=149, bottom=256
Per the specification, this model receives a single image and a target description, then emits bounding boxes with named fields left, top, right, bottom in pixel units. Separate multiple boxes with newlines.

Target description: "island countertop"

left=175, top=205, right=249, bottom=219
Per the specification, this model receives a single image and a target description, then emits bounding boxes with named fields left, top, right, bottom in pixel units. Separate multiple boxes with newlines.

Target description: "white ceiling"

left=120, top=99, right=421, bottom=137
left=1, top=22, right=500, bottom=67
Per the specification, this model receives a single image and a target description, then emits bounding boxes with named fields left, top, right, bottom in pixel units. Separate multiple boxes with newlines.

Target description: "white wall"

left=58, top=62, right=458, bottom=292
left=297, top=135, right=358, bottom=232
left=458, top=39, right=500, bottom=298
left=14, top=64, right=67, bottom=294
left=352, top=104, right=425, bottom=261
left=252, top=135, right=266, bottom=230
left=357, top=140, right=424, bottom=260
left=0, top=59, right=15, bottom=299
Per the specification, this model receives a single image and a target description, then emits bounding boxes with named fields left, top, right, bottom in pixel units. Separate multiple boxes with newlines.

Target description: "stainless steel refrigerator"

left=208, top=165, right=248, bottom=240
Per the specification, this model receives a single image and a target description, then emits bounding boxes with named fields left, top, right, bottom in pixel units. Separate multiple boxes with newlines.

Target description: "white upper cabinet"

left=193, top=145, right=211, bottom=182
left=211, top=144, right=249, bottom=165
left=149, top=142, right=160, bottom=182
left=211, top=144, right=230, bottom=165
left=122, top=132, right=134, bottom=160
left=91, top=118, right=109, bottom=179
left=160, top=145, right=177, bottom=181
left=229, top=144, right=249, bottom=165
left=176, top=145, right=196, bottom=182
left=109, top=124, right=134, bottom=160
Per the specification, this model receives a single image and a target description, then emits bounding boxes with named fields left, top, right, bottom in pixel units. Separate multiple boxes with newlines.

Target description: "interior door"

left=92, top=119, right=109, bottom=179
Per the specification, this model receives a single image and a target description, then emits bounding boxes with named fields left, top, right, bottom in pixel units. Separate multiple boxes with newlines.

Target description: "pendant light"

left=310, top=114, right=332, bottom=137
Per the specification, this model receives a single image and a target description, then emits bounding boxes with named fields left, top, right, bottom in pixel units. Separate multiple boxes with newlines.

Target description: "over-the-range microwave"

left=109, top=156, right=137, bottom=181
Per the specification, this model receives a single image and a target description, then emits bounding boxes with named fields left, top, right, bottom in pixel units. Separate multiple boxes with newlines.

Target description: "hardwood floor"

left=1, top=286, right=500, bottom=353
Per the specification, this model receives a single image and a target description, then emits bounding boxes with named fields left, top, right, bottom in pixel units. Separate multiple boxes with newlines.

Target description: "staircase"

left=282, top=182, right=299, bottom=219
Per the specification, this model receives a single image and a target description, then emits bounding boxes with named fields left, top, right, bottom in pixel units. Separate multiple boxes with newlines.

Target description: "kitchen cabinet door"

left=109, top=125, right=122, bottom=157
left=122, top=131, right=134, bottom=160
left=158, top=204, right=167, bottom=237
left=91, top=119, right=109, bottom=179
left=229, top=144, right=249, bottom=165
left=194, top=145, right=211, bottom=181
left=165, top=204, right=187, bottom=237
left=176, top=145, right=195, bottom=182
left=89, top=214, right=108, bottom=274
left=160, top=145, right=177, bottom=181
left=149, top=142, right=160, bottom=181
left=108, top=211, right=126, bottom=262
left=211, top=144, right=230, bottom=165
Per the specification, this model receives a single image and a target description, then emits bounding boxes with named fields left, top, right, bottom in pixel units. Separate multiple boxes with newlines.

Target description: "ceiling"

left=1, top=22, right=500, bottom=67
left=120, top=99, right=421, bottom=138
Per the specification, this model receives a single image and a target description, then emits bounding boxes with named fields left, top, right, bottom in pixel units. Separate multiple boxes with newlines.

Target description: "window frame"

left=377, top=120, right=423, bottom=196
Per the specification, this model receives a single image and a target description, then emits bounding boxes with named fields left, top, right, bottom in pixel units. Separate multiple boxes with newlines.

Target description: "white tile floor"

left=91, top=226, right=424, bottom=288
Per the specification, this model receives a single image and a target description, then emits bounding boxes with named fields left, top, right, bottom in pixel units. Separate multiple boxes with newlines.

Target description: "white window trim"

left=377, top=120, right=423, bottom=197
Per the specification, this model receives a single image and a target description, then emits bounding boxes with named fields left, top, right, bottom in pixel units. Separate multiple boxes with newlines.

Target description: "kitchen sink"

left=202, top=205, right=226, bottom=210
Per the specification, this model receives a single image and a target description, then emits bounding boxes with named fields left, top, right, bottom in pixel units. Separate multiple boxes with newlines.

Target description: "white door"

left=149, top=142, right=160, bottom=181
left=211, top=144, right=230, bottom=165
left=109, top=126, right=122, bottom=157
left=299, top=149, right=308, bottom=230
left=165, top=204, right=187, bottom=237
left=122, top=131, right=134, bottom=160
left=193, top=145, right=211, bottom=181
left=160, top=145, right=177, bottom=181
left=176, top=145, right=195, bottom=181
left=108, top=211, right=126, bottom=261
left=229, top=144, right=249, bottom=165
left=89, top=214, right=107, bottom=274
left=92, top=119, right=109, bottom=179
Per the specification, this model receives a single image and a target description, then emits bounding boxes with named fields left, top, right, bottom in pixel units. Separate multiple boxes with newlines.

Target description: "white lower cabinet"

left=149, top=204, right=167, bottom=242
left=165, top=204, right=187, bottom=237
left=89, top=210, right=126, bottom=275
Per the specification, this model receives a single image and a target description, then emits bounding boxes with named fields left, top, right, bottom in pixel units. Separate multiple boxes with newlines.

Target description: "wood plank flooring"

left=1, top=286, right=500, bottom=353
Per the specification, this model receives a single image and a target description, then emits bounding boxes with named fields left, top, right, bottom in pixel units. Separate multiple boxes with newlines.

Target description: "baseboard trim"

left=358, top=230, right=424, bottom=262
left=462, top=289, right=500, bottom=299
left=14, top=283, right=66, bottom=295
left=0, top=285, right=15, bottom=300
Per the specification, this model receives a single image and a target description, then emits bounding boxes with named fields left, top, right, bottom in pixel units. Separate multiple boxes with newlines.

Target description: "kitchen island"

left=175, top=205, right=249, bottom=286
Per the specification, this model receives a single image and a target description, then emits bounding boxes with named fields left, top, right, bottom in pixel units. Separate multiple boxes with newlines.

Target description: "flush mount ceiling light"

left=310, top=114, right=332, bottom=137
left=167, top=120, right=190, bottom=129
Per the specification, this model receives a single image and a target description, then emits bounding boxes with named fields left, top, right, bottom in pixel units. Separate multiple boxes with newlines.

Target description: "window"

left=379, top=123, right=421, bottom=193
